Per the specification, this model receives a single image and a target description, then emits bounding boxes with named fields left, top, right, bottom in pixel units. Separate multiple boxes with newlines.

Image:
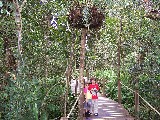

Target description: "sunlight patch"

left=105, top=110, right=117, bottom=112
left=102, top=108, right=111, bottom=110
left=110, top=112, right=124, bottom=115
left=103, top=116, right=116, bottom=118
left=111, top=114, right=124, bottom=116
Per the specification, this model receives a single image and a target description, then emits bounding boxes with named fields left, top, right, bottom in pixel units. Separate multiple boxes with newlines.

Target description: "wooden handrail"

left=60, top=91, right=82, bottom=120
left=120, top=82, right=160, bottom=116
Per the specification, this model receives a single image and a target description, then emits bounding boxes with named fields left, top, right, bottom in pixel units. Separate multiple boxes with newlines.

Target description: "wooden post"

left=118, top=79, right=121, bottom=104
left=78, top=28, right=87, bottom=119
left=75, top=79, right=78, bottom=97
left=117, top=16, right=122, bottom=104
left=102, top=79, right=106, bottom=97
left=135, top=89, right=139, bottom=120
left=64, top=92, right=67, bottom=117
left=64, top=73, right=68, bottom=117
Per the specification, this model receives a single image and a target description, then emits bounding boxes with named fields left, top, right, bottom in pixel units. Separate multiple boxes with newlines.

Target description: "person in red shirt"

left=88, top=77, right=99, bottom=116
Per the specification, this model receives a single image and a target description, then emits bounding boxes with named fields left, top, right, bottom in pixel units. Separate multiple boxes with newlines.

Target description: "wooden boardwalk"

left=85, top=94, right=134, bottom=120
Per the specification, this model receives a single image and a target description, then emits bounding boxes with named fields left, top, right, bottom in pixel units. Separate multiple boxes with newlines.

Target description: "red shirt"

left=88, top=83, right=99, bottom=99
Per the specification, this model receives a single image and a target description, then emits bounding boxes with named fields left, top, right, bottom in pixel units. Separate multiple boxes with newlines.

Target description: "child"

left=84, top=83, right=92, bottom=117
left=88, top=77, right=99, bottom=116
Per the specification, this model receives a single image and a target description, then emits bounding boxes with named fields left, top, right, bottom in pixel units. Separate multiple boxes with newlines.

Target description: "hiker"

left=84, top=82, right=92, bottom=117
left=88, top=77, right=99, bottom=116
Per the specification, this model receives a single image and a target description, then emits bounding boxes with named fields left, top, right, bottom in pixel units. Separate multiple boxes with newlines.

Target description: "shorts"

left=84, top=99, right=92, bottom=110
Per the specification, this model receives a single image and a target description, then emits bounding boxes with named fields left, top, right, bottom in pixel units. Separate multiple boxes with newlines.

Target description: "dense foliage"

left=0, top=0, right=159, bottom=120
left=90, top=0, right=160, bottom=119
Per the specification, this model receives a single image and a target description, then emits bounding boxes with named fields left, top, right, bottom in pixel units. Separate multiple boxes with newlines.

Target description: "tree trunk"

left=45, top=34, right=49, bottom=78
left=117, top=16, right=122, bottom=104
left=13, top=0, right=24, bottom=71
left=65, top=34, right=75, bottom=116
left=78, top=28, right=87, bottom=119
left=135, top=41, right=140, bottom=120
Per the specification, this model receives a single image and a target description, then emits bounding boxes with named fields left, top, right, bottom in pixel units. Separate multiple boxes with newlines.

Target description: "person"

left=88, top=77, right=99, bottom=116
left=83, top=82, right=92, bottom=117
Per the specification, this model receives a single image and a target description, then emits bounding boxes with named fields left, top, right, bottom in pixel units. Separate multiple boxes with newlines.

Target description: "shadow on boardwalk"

left=85, top=94, right=134, bottom=120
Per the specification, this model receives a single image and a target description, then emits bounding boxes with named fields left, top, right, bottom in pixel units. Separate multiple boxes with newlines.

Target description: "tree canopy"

left=0, top=0, right=159, bottom=119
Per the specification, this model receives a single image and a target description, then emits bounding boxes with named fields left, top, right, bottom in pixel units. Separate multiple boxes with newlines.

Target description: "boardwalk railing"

left=120, top=82, right=160, bottom=118
left=60, top=81, right=160, bottom=120
left=60, top=91, right=82, bottom=120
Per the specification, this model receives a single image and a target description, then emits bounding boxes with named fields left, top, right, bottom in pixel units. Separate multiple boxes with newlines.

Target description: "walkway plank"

left=85, top=94, right=134, bottom=120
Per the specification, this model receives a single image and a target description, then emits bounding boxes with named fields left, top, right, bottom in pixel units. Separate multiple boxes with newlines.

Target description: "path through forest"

left=85, top=94, right=134, bottom=120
